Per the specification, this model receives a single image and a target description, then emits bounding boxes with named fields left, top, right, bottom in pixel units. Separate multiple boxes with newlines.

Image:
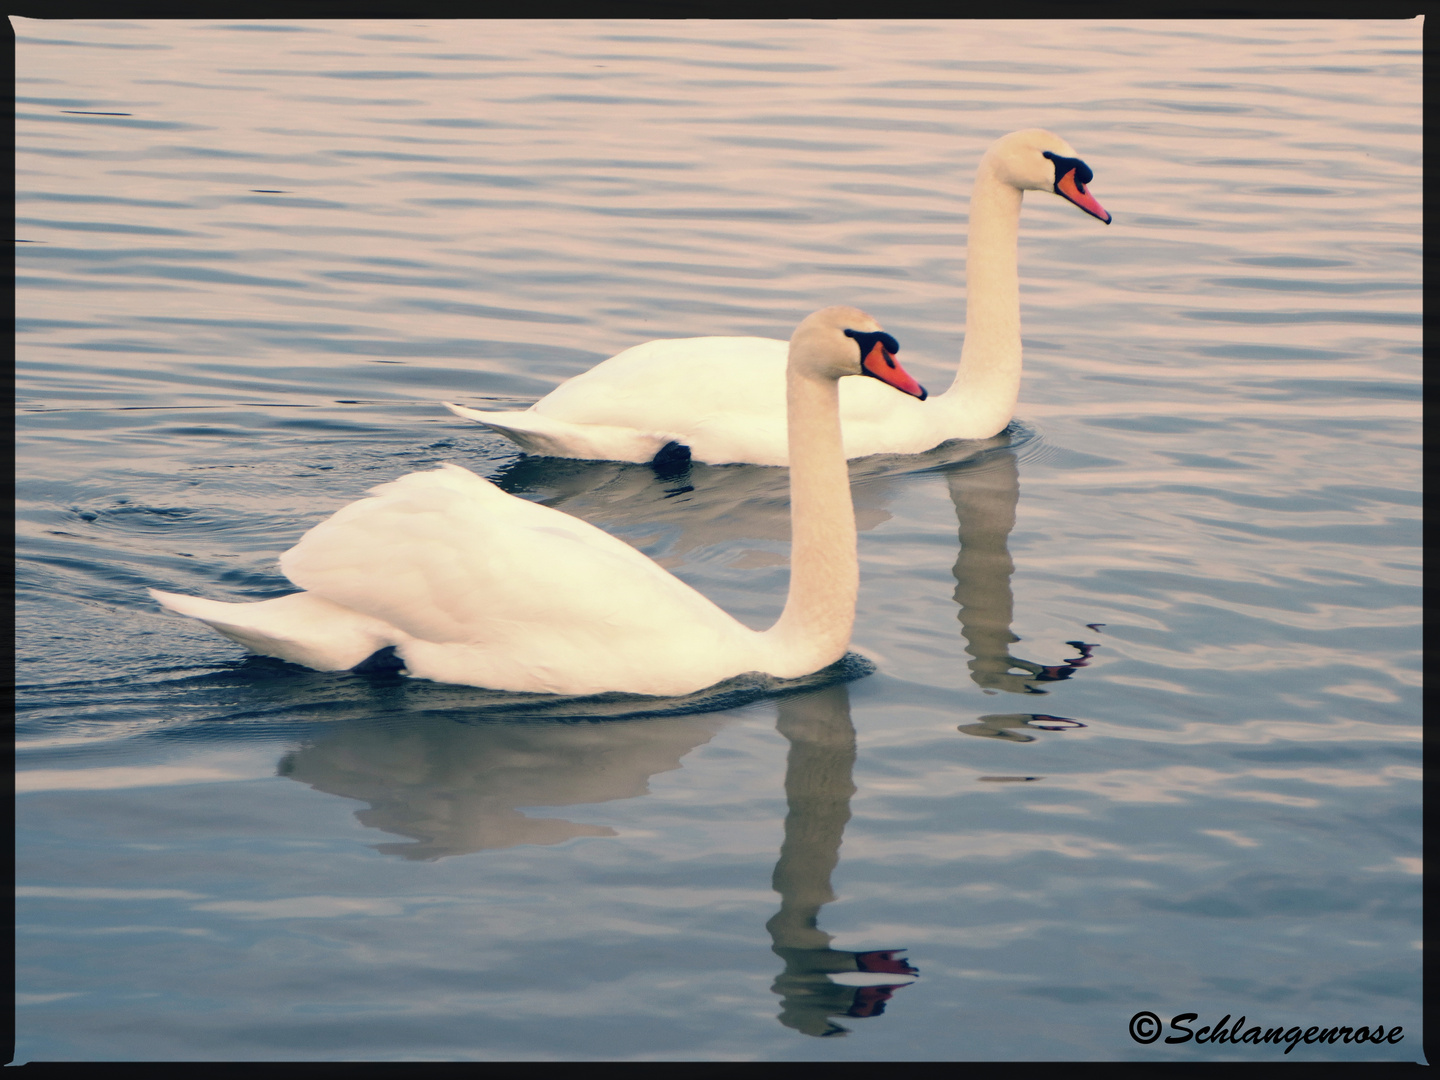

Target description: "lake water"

left=14, top=17, right=1423, bottom=1063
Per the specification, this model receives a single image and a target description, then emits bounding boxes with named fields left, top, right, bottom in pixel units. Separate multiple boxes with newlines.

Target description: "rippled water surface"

left=14, top=18, right=1422, bottom=1063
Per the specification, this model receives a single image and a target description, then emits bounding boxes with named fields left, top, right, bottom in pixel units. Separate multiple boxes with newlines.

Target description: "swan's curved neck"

left=763, top=365, right=856, bottom=674
left=939, top=156, right=1024, bottom=431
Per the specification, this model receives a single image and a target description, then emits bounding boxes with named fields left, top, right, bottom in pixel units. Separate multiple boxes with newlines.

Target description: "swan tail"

left=148, top=588, right=398, bottom=672
left=442, top=402, right=673, bottom=463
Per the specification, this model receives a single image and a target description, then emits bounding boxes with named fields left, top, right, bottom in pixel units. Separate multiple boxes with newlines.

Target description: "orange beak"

left=1056, top=168, right=1110, bottom=224
left=861, top=341, right=927, bottom=400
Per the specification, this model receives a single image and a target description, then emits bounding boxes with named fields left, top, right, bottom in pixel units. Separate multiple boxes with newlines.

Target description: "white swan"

left=445, top=129, right=1109, bottom=467
left=149, top=306, right=926, bottom=696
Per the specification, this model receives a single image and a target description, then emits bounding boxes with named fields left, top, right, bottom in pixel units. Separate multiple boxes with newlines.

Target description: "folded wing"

left=278, top=464, right=761, bottom=694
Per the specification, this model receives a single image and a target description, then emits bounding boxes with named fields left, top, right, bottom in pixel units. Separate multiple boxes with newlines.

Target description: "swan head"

left=985, top=128, right=1111, bottom=224
left=790, top=306, right=927, bottom=400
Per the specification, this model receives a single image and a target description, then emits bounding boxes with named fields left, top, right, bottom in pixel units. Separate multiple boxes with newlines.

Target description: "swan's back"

left=533, top=336, right=793, bottom=464
left=536, top=336, right=789, bottom=426
left=280, top=464, right=766, bottom=694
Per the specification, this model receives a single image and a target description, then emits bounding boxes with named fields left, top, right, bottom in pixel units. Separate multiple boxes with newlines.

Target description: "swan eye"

left=844, top=328, right=901, bottom=364
left=1043, top=150, right=1094, bottom=192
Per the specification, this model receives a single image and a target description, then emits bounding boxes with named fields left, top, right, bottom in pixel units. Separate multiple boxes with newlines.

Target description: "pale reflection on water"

left=766, top=683, right=919, bottom=1038
left=280, top=714, right=727, bottom=859
left=280, top=677, right=922, bottom=1038
left=947, top=449, right=1096, bottom=742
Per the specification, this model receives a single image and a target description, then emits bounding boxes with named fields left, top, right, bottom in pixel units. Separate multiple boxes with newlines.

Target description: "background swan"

left=150, top=306, right=926, bottom=696
left=446, top=129, right=1109, bottom=467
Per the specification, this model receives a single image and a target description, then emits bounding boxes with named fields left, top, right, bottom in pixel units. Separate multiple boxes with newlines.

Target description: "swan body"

left=446, top=336, right=945, bottom=468
left=446, top=129, right=1109, bottom=467
left=151, top=307, right=926, bottom=696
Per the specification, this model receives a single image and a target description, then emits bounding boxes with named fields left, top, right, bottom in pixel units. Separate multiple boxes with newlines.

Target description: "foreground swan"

left=150, top=307, right=925, bottom=696
left=446, top=129, right=1109, bottom=467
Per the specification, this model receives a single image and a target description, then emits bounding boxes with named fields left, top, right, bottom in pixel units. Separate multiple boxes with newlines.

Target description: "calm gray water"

left=14, top=18, right=1422, bottom=1063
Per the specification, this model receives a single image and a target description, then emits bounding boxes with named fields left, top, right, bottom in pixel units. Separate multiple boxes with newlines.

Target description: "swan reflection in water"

left=945, top=447, right=1094, bottom=740
left=276, top=679, right=915, bottom=1036
left=278, top=711, right=727, bottom=858
left=767, top=681, right=917, bottom=1037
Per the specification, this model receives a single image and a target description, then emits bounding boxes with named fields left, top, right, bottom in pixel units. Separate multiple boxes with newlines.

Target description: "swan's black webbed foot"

left=351, top=645, right=405, bottom=674
left=650, top=440, right=692, bottom=482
